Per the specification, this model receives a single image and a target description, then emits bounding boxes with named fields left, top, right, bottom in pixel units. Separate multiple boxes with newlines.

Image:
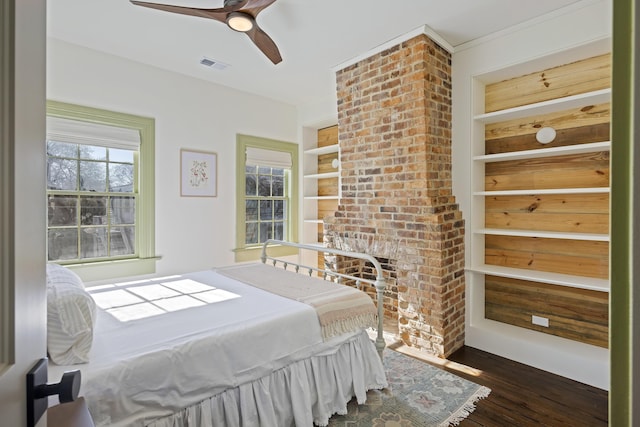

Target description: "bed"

left=47, top=240, right=388, bottom=427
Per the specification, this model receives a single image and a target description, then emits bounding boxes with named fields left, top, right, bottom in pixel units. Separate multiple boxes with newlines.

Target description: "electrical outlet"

left=532, top=315, right=549, bottom=327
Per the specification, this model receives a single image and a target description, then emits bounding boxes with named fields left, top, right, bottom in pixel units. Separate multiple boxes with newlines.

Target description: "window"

left=47, top=137, right=136, bottom=261
left=235, top=135, right=298, bottom=262
left=46, top=101, right=156, bottom=281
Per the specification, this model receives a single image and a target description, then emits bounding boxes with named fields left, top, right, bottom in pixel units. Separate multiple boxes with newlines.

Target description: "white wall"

left=47, top=39, right=298, bottom=276
left=451, top=0, right=612, bottom=389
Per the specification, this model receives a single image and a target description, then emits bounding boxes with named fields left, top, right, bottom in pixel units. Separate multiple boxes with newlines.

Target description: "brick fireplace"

left=324, top=34, right=465, bottom=357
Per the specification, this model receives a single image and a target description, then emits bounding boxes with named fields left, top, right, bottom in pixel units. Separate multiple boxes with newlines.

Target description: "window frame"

left=235, top=134, right=298, bottom=262
left=46, top=100, right=156, bottom=281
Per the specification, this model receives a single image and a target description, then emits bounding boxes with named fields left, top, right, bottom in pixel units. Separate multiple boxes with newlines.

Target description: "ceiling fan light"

left=227, top=12, right=254, bottom=32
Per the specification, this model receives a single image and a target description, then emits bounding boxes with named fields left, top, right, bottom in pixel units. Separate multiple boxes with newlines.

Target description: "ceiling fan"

left=130, top=0, right=282, bottom=64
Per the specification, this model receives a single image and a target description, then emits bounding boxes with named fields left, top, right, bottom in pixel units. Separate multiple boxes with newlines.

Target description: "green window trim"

left=235, top=134, right=298, bottom=262
left=46, top=100, right=157, bottom=281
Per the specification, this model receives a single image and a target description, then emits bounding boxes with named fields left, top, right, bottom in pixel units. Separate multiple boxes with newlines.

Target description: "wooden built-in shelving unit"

left=470, top=53, right=611, bottom=348
left=303, top=125, right=339, bottom=267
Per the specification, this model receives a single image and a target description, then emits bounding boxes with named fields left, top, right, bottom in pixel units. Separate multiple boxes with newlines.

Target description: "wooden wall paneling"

left=485, top=275, right=609, bottom=347
left=485, top=103, right=610, bottom=141
left=485, top=122, right=610, bottom=155
left=317, top=125, right=338, bottom=148
left=485, top=235, right=609, bottom=279
left=484, top=192, right=610, bottom=234
left=317, top=177, right=338, bottom=196
left=484, top=152, right=610, bottom=192
left=316, top=125, right=338, bottom=270
left=485, top=193, right=609, bottom=214
left=318, top=153, right=337, bottom=174
left=485, top=54, right=611, bottom=113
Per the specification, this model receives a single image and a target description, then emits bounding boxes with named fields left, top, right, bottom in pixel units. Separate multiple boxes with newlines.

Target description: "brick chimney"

left=325, top=34, right=465, bottom=357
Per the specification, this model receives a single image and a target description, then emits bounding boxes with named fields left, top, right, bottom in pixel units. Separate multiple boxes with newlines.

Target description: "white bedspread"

left=48, top=268, right=386, bottom=427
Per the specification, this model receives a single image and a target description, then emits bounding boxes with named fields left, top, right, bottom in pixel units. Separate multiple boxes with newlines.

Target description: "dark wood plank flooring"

left=390, top=343, right=608, bottom=427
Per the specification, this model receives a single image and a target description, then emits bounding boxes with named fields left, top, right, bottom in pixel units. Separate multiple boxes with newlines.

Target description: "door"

left=0, top=0, right=47, bottom=425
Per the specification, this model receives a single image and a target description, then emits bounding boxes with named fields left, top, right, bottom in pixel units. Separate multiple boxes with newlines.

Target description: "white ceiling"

left=48, top=0, right=587, bottom=108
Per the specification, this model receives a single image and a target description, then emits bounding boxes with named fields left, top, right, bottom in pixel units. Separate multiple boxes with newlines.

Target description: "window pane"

left=110, top=196, right=135, bottom=225
left=47, top=158, right=77, bottom=190
left=245, top=223, right=258, bottom=245
left=109, top=163, right=134, bottom=192
left=258, top=174, right=271, bottom=197
left=274, top=222, right=284, bottom=240
left=272, top=168, right=284, bottom=176
left=258, top=166, right=271, bottom=175
left=80, top=227, right=108, bottom=258
left=260, top=200, right=273, bottom=220
left=274, top=200, right=284, bottom=220
left=109, top=148, right=134, bottom=163
left=80, top=161, right=107, bottom=192
left=246, top=200, right=258, bottom=221
left=47, top=140, right=77, bottom=158
left=245, top=165, right=257, bottom=174
left=110, top=227, right=135, bottom=256
left=259, top=223, right=272, bottom=243
left=48, top=229, right=78, bottom=261
left=245, top=173, right=257, bottom=196
left=48, top=195, right=77, bottom=226
left=80, top=145, right=107, bottom=160
left=272, top=175, right=284, bottom=197
left=80, top=196, right=107, bottom=225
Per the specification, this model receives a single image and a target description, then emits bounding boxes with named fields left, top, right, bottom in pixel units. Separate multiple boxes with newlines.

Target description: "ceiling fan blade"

left=246, top=25, right=282, bottom=64
left=241, top=0, right=277, bottom=17
left=130, top=1, right=229, bottom=23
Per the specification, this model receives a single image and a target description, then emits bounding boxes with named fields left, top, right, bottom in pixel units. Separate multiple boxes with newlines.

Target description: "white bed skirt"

left=146, top=330, right=387, bottom=427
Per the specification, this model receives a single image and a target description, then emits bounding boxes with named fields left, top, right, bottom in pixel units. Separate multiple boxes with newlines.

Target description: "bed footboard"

left=261, top=239, right=387, bottom=356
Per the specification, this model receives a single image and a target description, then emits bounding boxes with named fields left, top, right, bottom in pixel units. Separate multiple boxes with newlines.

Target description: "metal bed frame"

left=261, top=239, right=387, bottom=356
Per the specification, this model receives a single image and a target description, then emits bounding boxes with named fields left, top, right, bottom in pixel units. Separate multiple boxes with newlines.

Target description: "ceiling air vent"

left=199, top=57, right=230, bottom=70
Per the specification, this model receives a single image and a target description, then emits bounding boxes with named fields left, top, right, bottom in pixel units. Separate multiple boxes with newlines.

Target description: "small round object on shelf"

left=536, top=127, right=556, bottom=144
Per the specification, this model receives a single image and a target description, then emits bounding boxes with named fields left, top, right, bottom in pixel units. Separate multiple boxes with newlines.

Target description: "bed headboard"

left=261, top=239, right=387, bottom=356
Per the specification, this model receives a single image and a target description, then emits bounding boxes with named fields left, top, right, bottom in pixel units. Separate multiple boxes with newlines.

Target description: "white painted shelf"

left=474, top=187, right=609, bottom=196
left=304, top=171, right=339, bottom=179
left=475, top=228, right=609, bottom=242
left=303, top=195, right=339, bottom=200
left=303, top=219, right=323, bottom=224
left=304, top=144, right=339, bottom=155
left=467, top=264, right=609, bottom=293
left=473, top=141, right=610, bottom=163
left=473, top=88, right=611, bottom=124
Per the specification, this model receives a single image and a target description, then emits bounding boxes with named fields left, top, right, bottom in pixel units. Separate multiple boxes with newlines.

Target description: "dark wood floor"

left=390, top=343, right=608, bottom=427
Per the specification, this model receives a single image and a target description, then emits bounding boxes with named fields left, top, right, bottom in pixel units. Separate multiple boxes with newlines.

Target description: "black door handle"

left=26, top=358, right=81, bottom=427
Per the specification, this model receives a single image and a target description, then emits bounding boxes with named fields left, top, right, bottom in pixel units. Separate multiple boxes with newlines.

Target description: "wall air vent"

left=199, top=57, right=230, bottom=70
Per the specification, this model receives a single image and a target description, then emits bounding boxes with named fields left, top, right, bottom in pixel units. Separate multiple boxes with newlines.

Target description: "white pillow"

left=46, top=264, right=96, bottom=365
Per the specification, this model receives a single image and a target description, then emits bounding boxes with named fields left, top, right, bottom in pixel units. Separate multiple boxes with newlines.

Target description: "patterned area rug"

left=327, top=349, right=491, bottom=427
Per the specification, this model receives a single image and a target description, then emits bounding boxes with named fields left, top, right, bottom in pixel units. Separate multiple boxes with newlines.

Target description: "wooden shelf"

left=467, top=264, right=609, bottom=293
left=304, top=144, right=339, bottom=155
left=474, top=187, right=609, bottom=196
left=304, top=171, right=339, bottom=179
left=474, top=228, right=609, bottom=242
left=474, top=141, right=610, bottom=163
left=473, top=88, right=611, bottom=124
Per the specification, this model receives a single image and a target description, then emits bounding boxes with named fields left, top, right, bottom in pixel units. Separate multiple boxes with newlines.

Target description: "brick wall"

left=325, top=34, right=465, bottom=357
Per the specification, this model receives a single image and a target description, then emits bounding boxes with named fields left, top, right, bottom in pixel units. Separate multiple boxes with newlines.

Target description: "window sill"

left=234, top=244, right=298, bottom=263
left=63, top=257, right=160, bottom=282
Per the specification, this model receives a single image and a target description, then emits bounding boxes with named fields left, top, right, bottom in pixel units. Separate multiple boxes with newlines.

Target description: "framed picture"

left=180, top=149, right=217, bottom=197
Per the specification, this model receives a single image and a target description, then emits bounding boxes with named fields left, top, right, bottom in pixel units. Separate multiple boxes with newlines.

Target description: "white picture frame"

left=180, top=149, right=217, bottom=197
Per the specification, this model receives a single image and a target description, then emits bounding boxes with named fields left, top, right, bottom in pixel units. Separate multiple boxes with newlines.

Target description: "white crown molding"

left=331, top=24, right=454, bottom=73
